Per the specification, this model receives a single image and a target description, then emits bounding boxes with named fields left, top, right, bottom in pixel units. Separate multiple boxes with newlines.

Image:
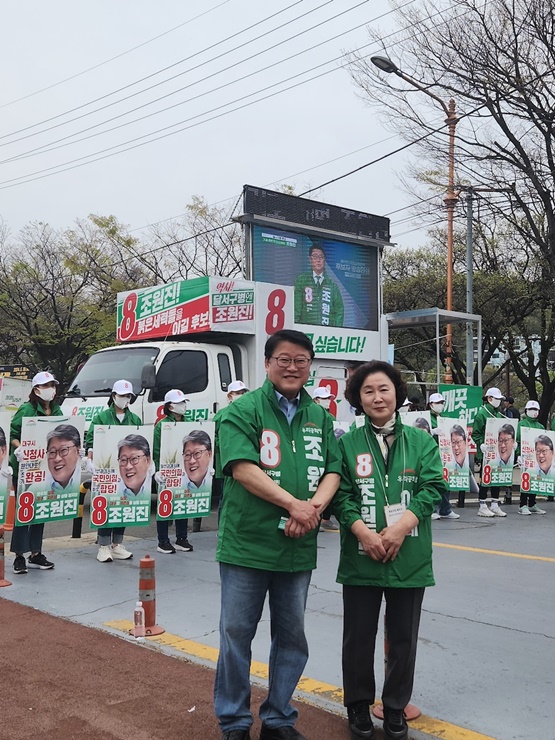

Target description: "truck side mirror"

left=140, top=363, right=156, bottom=390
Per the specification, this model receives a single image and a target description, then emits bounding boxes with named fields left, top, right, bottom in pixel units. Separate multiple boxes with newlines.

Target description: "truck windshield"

left=66, top=347, right=159, bottom=397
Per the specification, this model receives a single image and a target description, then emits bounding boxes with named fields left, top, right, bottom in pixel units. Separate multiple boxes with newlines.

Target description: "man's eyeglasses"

left=118, top=454, right=146, bottom=466
left=184, top=449, right=209, bottom=461
left=47, top=444, right=76, bottom=459
left=270, top=356, right=311, bottom=369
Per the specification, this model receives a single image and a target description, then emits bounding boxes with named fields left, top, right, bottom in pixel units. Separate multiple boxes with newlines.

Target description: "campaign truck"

left=62, top=186, right=392, bottom=427
left=61, top=275, right=389, bottom=426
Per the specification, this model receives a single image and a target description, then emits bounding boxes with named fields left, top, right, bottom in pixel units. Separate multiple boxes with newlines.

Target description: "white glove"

left=86, top=458, right=95, bottom=475
left=431, top=427, right=440, bottom=436
left=1, top=465, right=13, bottom=478
left=480, top=444, right=487, bottom=453
left=79, top=447, right=86, bottom=458
left=14, top=447, right=24, bottom=462
left=154, top=471, right=165, bottom=485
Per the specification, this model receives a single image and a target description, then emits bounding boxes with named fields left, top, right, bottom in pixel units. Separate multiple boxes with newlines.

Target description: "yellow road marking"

left=105, top=620, right=496, bottom=740
left=434, top=541, right=555, bottom=563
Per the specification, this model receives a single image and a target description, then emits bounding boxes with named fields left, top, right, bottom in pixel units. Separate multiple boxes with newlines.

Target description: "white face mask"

left=114, top=394, right=130, bottom=410
left=430, top=403, right=444, bottom=415
left=318, top=398, right=331, bottom=410
left=489, top=397, right=502, bottom=409
left=399, top=405, right=409, bottom=415
left=36, top=387, right=56, bottom=402
left=171, top=401, right=187, bottom=415
left=526, top=409, right=539, bottom=419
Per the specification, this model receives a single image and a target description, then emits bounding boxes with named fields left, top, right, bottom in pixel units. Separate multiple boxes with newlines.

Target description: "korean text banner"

left=156, top=421, right=215, bottom=521
left=15, top=416, right=85, bottom=526
left=251, top=224, right=378, bottom=331
left=437, top=417, right=470, bottom=492
left=0, top=411, right=12, bottom=525
left=520, top=427, right=555, bottom=497
left=439, top=384, right=483, bottom=453
left=481, top=418, right=518, bottom=487
left=90, top=425, right=154, bottom=529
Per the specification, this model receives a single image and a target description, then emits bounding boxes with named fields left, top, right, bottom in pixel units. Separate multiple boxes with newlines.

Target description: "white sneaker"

left=478, top=505, right=495, bottom=517
left=111, top=543, right=133, bottom=560
left=518, top=505, right=531, bottom=516
left=440, top=511, right=461, bottom=520
left=431, top=512, right=440, bottom=520
left=529, top=504, right=546, bottom=515
left=97, top=546, right=113, bottom=563
left=491, top=504, right=507, bottom=517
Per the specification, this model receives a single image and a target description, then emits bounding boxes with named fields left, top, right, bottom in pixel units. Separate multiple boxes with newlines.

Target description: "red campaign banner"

left=118, top=294, right=210, bottom=342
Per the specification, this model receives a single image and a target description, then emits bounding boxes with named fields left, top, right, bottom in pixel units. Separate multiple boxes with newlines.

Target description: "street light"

left=371, top=55, right=457, bottom=383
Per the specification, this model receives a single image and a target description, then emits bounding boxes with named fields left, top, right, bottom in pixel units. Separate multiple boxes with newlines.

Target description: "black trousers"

left=342, top=585, right=425, bottom=711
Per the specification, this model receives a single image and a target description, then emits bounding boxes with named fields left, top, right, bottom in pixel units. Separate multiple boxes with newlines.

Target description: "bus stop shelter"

left=385, top=307, right=482, bottom=386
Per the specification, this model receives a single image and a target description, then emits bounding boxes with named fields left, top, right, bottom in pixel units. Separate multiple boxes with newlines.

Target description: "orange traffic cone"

left=3, top=487, right=16, bottom=532
left=129, top=554, right=165, bottom=637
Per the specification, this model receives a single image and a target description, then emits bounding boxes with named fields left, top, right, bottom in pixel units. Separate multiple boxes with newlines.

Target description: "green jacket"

left=333, top=414, right=444, bottom=588
left=216, top=378, right=342, bottom=572
left=152, top=412, right=180, bottom=469
left=85, top=405, right=142, bottom=449
left=9, top=401, right=64, bottom=480
left=294, top=271, right=344, bottom=327
left=472, top=403, right=504, bottom=462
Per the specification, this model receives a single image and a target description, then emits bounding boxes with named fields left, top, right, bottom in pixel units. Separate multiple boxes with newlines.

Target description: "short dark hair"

left=117, top=434, right=151, bottom=458
left=506, top=397, right=514, bottom=404
left=264, top=330, right=315, bottom=360
left=498, top=423, right=515, bottom=440
left=450, top=424, right=466, bottom=440
left=182, top=429, right=212, bottom=452
left=345, top=361, right=407, bottom=415
left=413, top=417, right=431, bottom=433
left=309, top=242, right=325, bottom=257
left=46, top=424, right=81, bottom=449
left=535, top=434, right=553, bottom=450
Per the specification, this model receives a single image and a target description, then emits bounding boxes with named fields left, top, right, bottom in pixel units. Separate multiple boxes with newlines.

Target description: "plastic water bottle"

left=133, top=601, right=146, bottom=641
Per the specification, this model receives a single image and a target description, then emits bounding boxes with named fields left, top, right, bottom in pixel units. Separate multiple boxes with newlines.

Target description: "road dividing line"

left=434, top=541, right=555, bottom=563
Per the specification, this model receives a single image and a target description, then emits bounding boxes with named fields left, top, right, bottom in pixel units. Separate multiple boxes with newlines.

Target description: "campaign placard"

left=481, top=418, right=518, bottom=487
left=90, top=426, right=154, bottom=529
left=436, top=417, right=470, bottom=492
left=439, top=384, right=483, bottom=454
left=401, top=410, right=432, bottom=436
left=15, top=416, right=85, bottom=526
left=520, top=427, right=555, bottom=497
left=156, top=421, right=214, bottom=521
left=0, top=412, right=12, bottom=525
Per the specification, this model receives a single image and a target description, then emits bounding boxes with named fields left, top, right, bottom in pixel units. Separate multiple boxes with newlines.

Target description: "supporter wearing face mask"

left=427, top=393, right=460, bottom=521
left=472, top=387, right=507, bottom=518
left=153, top=389, right=195, bottom=554
left=85, top=379, right=142, bottom=563
left=517, top=400, right=547, bottom=516
left=10, top=371, right=62, bottom=575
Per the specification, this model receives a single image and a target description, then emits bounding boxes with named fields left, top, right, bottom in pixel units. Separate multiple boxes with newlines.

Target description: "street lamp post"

left=371, top=55, right=457, bottom=383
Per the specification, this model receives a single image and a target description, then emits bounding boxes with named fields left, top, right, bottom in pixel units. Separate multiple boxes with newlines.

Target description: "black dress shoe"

left=222, top=730, right=250, bottom=740
left=382, top=707, right=408, bottom=739
left=347, top=702, right=375, bottom=739
left=259, top=725, right=307, bottom=739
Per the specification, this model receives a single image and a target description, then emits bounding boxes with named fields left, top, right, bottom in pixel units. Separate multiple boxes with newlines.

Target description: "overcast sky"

left=0, top=0, right=432, bottom=247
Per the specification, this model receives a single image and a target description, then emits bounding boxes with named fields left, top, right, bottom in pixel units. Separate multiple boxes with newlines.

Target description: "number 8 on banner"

left=265, top=289, right=286, bottom=334
left=17, top=491, right=35, bottom=524
left=91, top=495, right=108, bottom=527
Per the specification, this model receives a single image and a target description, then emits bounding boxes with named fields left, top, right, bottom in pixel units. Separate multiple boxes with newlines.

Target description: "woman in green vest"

left=10, top=371, right=63, bottom=575
left=333, top=360, right=444, bottom=740
left=517, top=400, right=547, bottom=515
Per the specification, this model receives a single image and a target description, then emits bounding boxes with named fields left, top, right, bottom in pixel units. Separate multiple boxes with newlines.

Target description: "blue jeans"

left=97, top=527, right=125, bottom=546
left=10, top=523, right=44, bottom=554
left=156, top=518, right=188, bottom=543
left=214, top=563, right=312, bottom=732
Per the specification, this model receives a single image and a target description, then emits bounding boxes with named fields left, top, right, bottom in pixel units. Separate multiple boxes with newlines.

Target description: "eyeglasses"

left=270, top=356, right=311, bottom=369
left=184, top=449, right=208, bottom=461
left=118, top=454, right=146, bottom=466
left=498, top=436, right=513, bottom=445
left=47, top=444, right=76, bottom=459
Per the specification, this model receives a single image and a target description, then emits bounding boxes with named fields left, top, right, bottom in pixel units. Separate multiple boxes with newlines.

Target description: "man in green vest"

left=214, top=329, right=341, bottom=740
